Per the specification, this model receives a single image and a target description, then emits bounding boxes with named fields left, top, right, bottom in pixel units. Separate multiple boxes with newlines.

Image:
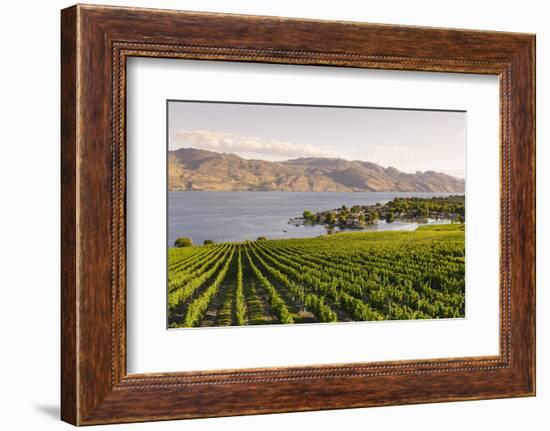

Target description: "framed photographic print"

left=61, top=4, right=536, bottom=425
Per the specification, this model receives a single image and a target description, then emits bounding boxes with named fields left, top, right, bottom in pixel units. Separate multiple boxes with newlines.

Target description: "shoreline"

left=168, top=222, right=464, bottom=249
left=168, top=192, right=465, bottom=246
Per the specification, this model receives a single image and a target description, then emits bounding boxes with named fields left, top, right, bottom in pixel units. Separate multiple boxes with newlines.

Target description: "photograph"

left=167, top=101, right=466, bottom=328
left=53, top=3, right=537, bottom=426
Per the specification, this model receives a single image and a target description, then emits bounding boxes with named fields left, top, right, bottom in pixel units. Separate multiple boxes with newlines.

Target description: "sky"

left=168, top=101, right=466, bottom=179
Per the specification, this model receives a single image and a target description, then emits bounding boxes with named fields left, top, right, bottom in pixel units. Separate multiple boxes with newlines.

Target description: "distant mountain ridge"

left=168, top=147, right=465, bottom=193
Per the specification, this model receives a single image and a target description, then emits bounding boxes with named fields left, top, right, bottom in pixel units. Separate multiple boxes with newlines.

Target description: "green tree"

left=256, top=236, right=268, bottom=241
left=303, top=210, right=315, bottom=221
left=174, top=237, right=193, bottom=248
left=203, top=239, right=214, bottom=245
left=327, top=213, right=337, bottom=224
left=385, top=212, right=395, bottom=223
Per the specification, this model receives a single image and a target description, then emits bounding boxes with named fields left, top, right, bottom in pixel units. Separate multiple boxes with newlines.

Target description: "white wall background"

left=0, top=0, right=546, bottom=429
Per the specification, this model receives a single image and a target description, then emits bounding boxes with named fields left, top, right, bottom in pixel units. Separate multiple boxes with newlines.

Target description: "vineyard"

left=167, top=224, right=465, bottom=328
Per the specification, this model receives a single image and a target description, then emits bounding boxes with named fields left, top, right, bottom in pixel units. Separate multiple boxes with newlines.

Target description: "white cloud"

left=169, top=129, right=463, bottom=177
left=372, top=144, right=410, bottom=152
left=170, top=129, right=339, bottom=161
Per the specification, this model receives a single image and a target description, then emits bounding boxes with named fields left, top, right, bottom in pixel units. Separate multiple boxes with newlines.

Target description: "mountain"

left=168, top=148, right=465, bottom=193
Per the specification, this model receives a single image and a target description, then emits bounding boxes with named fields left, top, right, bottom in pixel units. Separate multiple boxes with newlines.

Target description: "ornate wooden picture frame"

left=61, top=4, right=535, bottom=425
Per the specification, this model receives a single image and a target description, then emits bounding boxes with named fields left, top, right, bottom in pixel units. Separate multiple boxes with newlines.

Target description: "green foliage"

left=256, top=236, right=268, bottom=241
left=304, top=294, right=337, bottom=322
left=244, top=245, right=294, bottom=324
left=302, top=210, right=315, bottom=222
left=167, top=225, right=465, bottom=328
left=183, top=246, right=235, bottom=327
left=340, top=292, right=384, bottom=321
left=386, top=195, right=465, bottom=217
left=174, top=237, right=193, bottom=248
left=234, top=246, right=247, bottom=325
left=416, top=223, right=464, bottom=232
left=302, top=195, right=464, bottom=228
left=167, top=244, right=232, bottom=309
left=203, top=239, right=214, bottom=245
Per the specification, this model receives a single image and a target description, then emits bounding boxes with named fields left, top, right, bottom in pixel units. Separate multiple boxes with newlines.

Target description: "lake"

left=168, top=191, right=458, bottom=246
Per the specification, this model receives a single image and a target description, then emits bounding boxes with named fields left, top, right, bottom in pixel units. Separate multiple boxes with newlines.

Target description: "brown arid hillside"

left=168, top=148, right=465, bottom=193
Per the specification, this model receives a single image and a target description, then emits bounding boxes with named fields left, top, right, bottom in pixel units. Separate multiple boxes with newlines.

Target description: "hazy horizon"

left=169, top=101, right=466, bottom=179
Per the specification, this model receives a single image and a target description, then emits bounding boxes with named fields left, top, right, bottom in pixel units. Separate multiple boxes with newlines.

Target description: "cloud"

left=170, top=129, right=339, bottom=160
left=372, top=144, right=410, bottom=152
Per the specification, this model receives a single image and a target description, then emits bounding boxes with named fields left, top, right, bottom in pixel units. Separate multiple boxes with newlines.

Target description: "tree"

left=371, top=211, right=379, bottom=221
left=393, top=203, right=405, bottom=213
left=174, top=237, right=193, bottom=247
left=302, top=210, right=315, bottom=222
left=256, top=236, right=267, bottom=241
left=327, top=212, right=337, bottom=225
left=385, top=212, right=395, bottom=223
left=203, top=239, right=214, bottom=245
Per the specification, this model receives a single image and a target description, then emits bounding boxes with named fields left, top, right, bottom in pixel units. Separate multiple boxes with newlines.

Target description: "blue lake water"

left=168, top=191, right=458, bottom=246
